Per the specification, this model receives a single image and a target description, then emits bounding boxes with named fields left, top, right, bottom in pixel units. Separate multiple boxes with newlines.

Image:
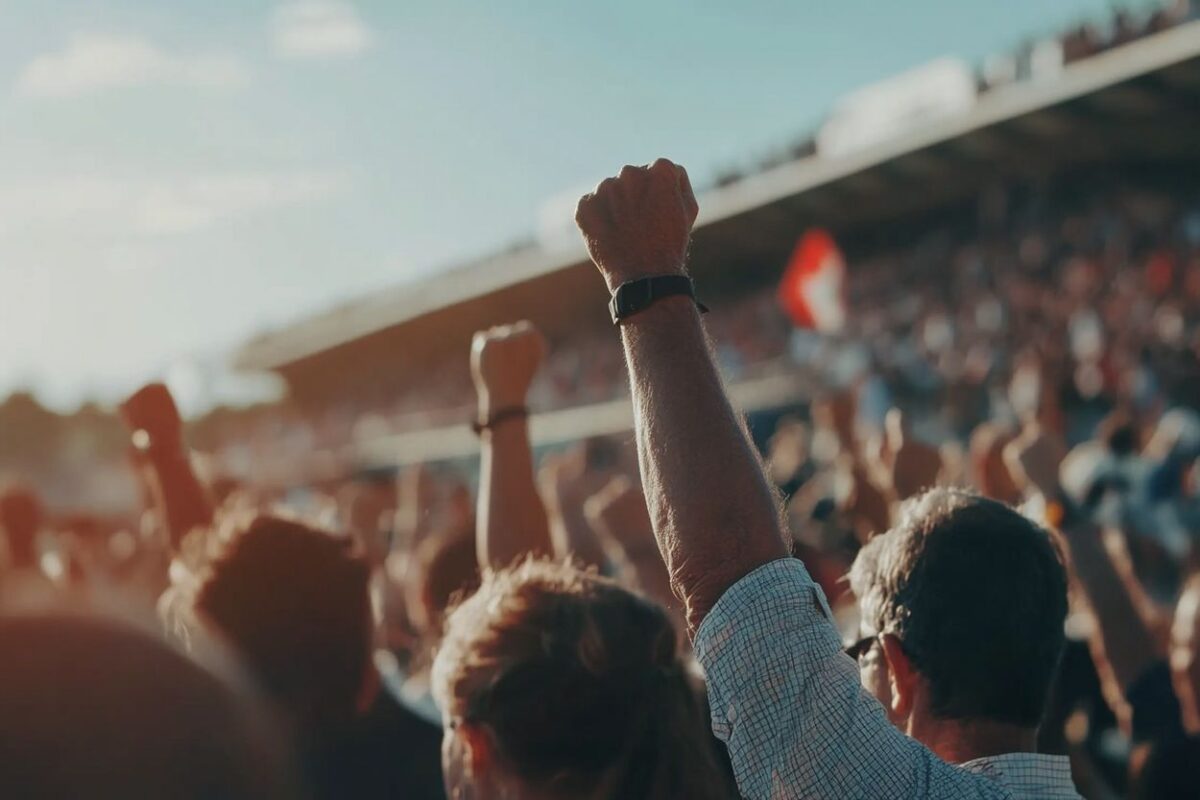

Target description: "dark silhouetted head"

left=189, top=515, right=373, bottom=737
left=0, top=610, right=297, bottom=799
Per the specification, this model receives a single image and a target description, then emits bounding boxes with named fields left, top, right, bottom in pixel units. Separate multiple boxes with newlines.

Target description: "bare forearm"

left=1067, top=525, right=1160, bottom=691
left=547, top=493, right=609, bottom=569
left=145, top=446, right=214, bottom=551
left=119, top=384, right=209, bottom=552
left=572, top=157, right=789, bottom=629
left=620, top=296, right=789, bottom=631
left=477, top=420, right=554, bottom=569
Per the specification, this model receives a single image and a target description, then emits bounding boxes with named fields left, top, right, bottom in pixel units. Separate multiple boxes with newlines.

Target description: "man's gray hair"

left=848, top=487, right=1068, bottom=726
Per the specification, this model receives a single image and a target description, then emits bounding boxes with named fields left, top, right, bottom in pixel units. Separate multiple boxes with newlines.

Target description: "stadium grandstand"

left=235, top=15, right=1200, bottom=471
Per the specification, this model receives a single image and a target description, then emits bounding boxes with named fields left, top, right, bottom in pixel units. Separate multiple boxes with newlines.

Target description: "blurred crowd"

left=7, top=153, right=1200, bottom=796
left=1057, top=0, right=1198, bottom=65
left=3, top=5, right=1200, bottom=793
left=191, top=171, right=1200, bottom=491
left=5, top=145, right=1200, bottom=797
left=719, top=0, right=1199, bottom=188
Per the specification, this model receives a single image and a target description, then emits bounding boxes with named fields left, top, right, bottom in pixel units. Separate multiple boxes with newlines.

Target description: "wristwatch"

left=609, top=275, right=708, bottom=324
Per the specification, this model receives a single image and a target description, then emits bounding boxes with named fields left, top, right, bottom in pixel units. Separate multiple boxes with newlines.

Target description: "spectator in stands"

left=847, top=489, right=1068, bottom=766
left=1112, top=9, right=1141, bottom=48
left=431, top=559, right=732, bottom=799
left=463, top=319, right=737, bottom=793
left=384, top=466, right=478, bottom=662
left=585, top=475, right=677, bottom=620
left=405, top=529, right=481, bottom=646
left=399, top=526, right=482, bottom=718
left=1172, top=576, right=1200, bottom=735
left=573, top=157, right=1081, bottom=797
left=179, top=513, right=446, bottom=800
left=119, top=383, right=214, bottom=551
left=470, top=321, right=557, bottom=569
left=968, top=422, right=1023, bottom=505
left=0, top=608, right=298, bottom=799
left=122, top=383, right=447, bottom=800
left=469, top=320, right=674, bottom=612
left=0, top=482, right=45, bottom=578
left=1007, top=423, right=1200, bottom=798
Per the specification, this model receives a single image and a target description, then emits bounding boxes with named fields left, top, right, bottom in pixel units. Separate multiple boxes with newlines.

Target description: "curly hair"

left=432, top=558, right=730, bottom=799
left=184, top=514, right=372, bottom=734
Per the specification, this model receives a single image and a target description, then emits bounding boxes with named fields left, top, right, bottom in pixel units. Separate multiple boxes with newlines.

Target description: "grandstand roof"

left=236, top=20, right=1200, bottom=379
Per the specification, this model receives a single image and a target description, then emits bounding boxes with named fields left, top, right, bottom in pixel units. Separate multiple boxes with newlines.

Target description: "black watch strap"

left=608, top=275, right=708, bottom=324
left=471, top=406, right=529, bottom=435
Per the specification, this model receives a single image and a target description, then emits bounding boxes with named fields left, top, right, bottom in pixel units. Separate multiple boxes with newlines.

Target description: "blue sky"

left=0, top=0, right=1144, bottom=412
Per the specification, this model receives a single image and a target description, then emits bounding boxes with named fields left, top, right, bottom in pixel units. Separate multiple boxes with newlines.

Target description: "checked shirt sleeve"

left=694, top=558, right=1010, bottom=800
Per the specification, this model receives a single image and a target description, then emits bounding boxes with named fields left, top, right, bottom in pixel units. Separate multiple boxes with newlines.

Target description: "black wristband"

left=472, top=407, right=529, bottom=435
left=609, top=275, right=708, bottom=324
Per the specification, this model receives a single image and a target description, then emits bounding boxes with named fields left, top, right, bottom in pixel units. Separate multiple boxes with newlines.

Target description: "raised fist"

left=584, top=476, right=654, bottom=555
left=575, top=158, right=699, bottom=292
left=813, top=391, right=858, bottom=451
left=842, top=460, right=893, bottom=543
left=1004, top=424, right=1067, bottom=500
left=885, top=409, right=943, bottom=501
left=539, top=445, right=613, bottom=516
left=584, top=476, right=675, bottom=613
left=471, top=320, right=547, bottom=413
left=119, top=383, right=184, bottom=449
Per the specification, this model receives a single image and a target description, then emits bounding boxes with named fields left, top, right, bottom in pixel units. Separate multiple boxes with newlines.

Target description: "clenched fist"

left=885, top=409, right=943, bottom=501
left=575, top=158, right=699, bottom=292
left=120, top=383, right=184, bottom=450
left=471, top=320, right=548, bottom=415
left=1004, top=424, right=1067, bottom=500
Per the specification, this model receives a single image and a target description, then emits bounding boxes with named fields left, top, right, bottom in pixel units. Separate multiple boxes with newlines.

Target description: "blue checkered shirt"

left=694, top=558, right=1082, bottom=799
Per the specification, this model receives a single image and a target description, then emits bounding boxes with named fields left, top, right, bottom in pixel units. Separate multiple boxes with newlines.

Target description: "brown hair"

left=190, top=515, right=372, bottom=734
left=432, top=559, right=729, bottom=799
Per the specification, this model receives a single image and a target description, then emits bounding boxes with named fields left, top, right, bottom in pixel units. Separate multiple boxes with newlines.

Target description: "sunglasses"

left=845, top=634, right=912, bottom=665
left=844, top=634, right=880, bottom=663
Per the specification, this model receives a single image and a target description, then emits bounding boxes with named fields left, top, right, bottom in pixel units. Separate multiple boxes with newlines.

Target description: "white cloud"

left=133, top=172, right=347, bottom=235
left=0, top=170, right=348, bottom=237
left=14, top=33, right=250, bottom=98
left=271, top=1, right=373, bottom=59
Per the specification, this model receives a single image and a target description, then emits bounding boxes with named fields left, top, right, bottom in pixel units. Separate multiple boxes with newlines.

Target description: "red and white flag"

left=777, top=228, right=846, bottom=333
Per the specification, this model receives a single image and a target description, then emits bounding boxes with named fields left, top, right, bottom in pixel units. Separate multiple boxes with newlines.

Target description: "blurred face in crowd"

left=1170, top=579, right=1200, bottom=732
